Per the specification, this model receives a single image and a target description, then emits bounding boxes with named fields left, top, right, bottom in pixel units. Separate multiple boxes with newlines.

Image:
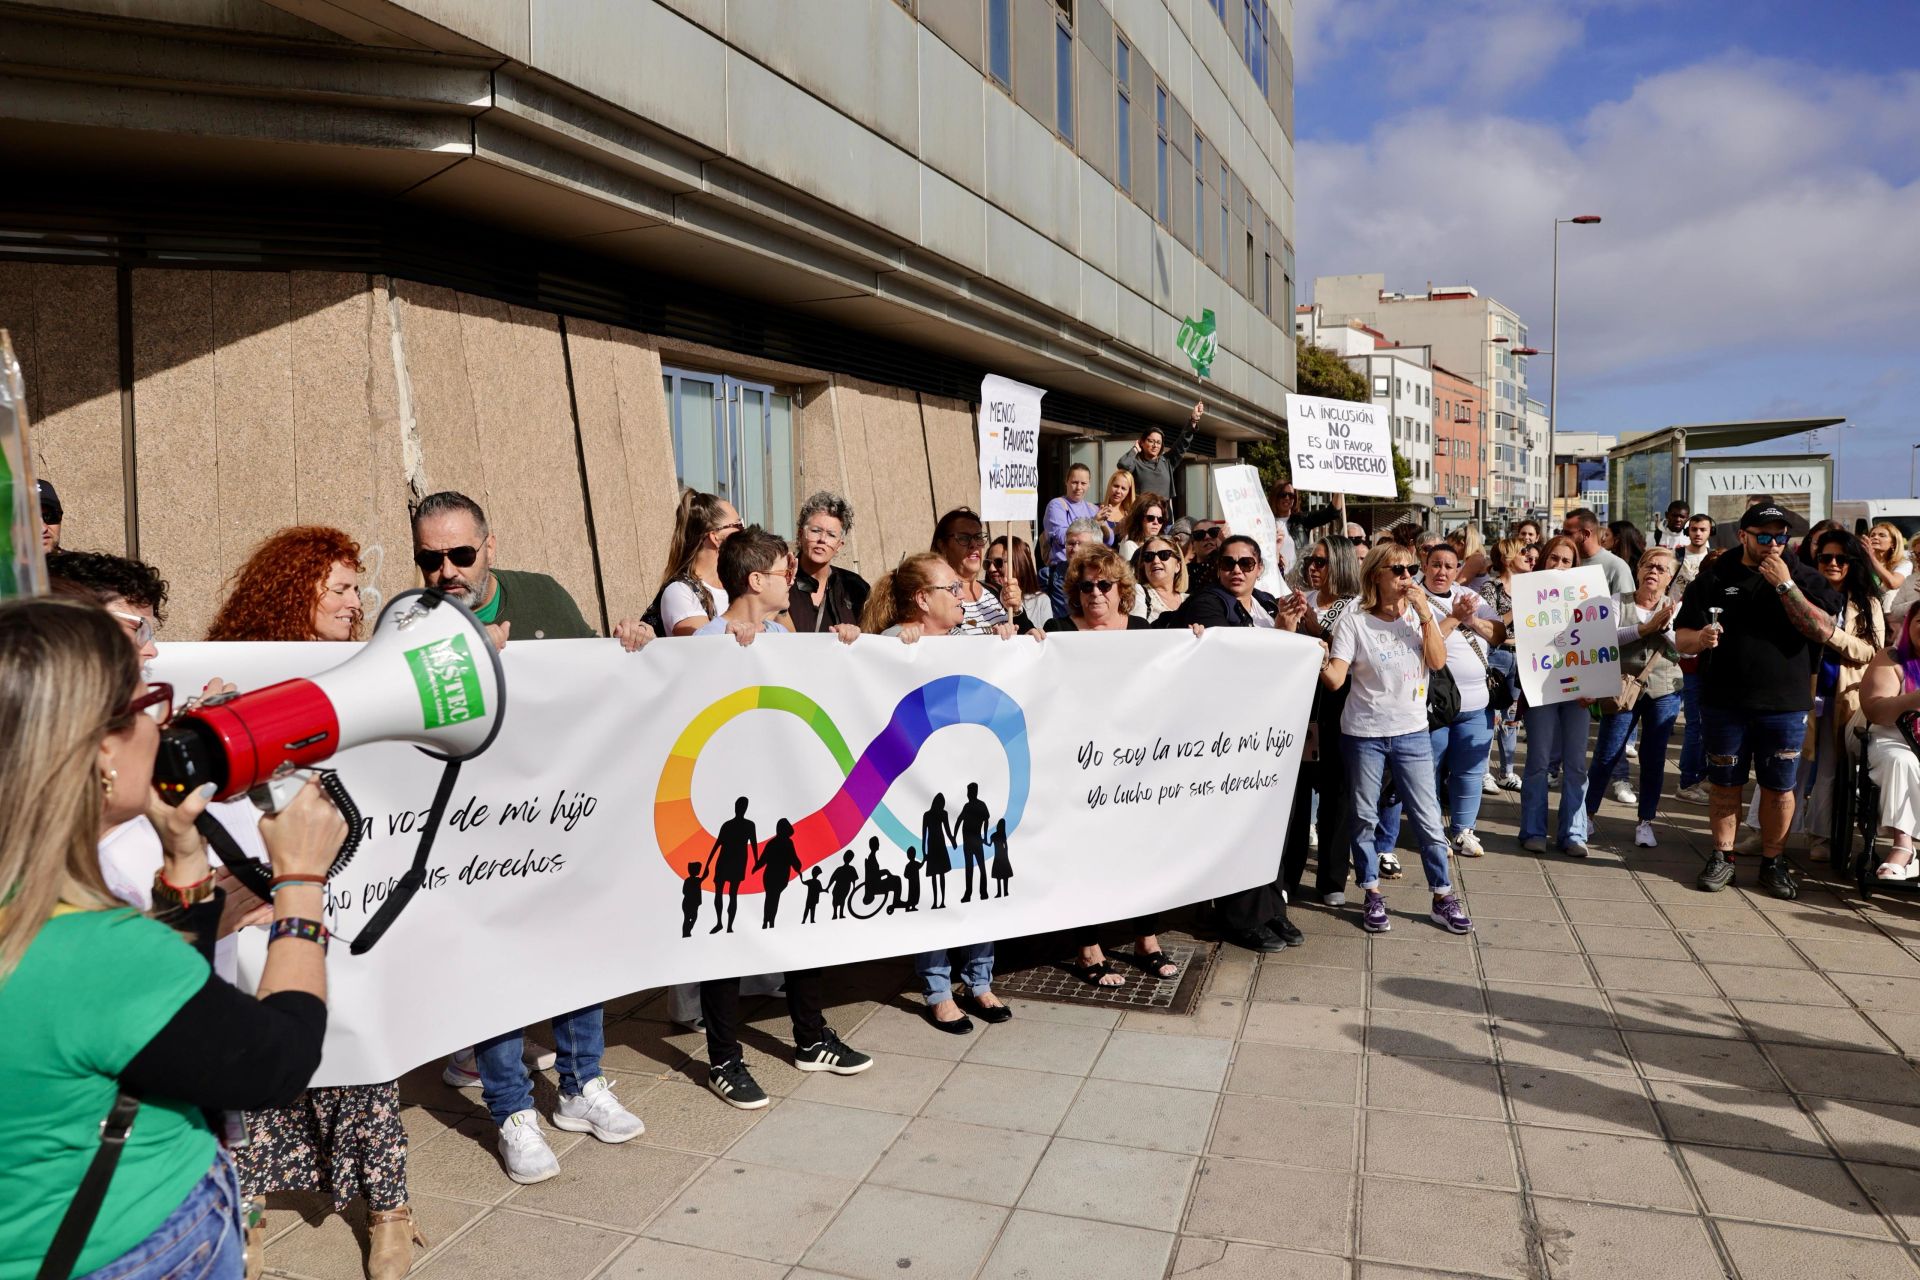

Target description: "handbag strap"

left=1462, top=630, right=1491, bottom=670
left=39, top=1092, right=141, bottom=1280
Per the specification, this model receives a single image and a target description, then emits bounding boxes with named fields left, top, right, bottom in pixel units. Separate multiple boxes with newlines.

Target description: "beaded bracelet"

left=267, top=917, right=328, bottom=950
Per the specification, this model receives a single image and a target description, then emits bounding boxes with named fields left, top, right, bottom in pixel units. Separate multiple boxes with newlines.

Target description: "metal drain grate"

left=991, top=938, right=1216, bottom=1015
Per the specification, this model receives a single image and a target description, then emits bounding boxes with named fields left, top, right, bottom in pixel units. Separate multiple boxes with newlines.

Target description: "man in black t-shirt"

left=1675, top=504, right=1842, bottom=897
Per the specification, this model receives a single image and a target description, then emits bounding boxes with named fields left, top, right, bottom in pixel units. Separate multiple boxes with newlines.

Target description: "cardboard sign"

left=1512, top=566, right=1622, bottom=705
left=1213, top=464, right=1283, bottom=595
left=1287, top=393, right=1395, bottom=498
left=977, top=374, right=1045, bottom=522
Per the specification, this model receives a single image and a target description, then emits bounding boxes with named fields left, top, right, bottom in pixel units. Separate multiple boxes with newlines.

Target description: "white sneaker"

left=498, top=1109, right=560, bottom=1184
left=552, top=1076, right=644, bottom=1144
left=1607, top=781, right=1637, bottom=805
left=527, top=1046, right=557, bottom=1072
left=1453, top=830, right=1486, bottom=858
left=1307, top=827, right=1319, bottom=851
left=1624, top=742, right=1639, bottom=760
left=1482, top=773, right=1501, bottom=796
left=1634, top=821, right=1658, bottom=848
left=442, top=1049, right=479, bottom=1089
left=1676, top=784, right=1709, bottom=804
left=1497, top=772, right=1523, bottom=792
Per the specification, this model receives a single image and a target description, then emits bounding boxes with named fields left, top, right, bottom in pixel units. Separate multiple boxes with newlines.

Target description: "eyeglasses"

left=1302, top=555, right=1328, bottom=569
left=802, top=524, right=843, bottom=542
left=1385, top=564, right=1416, bottom=579
left=944, top=532, right=988, bottom=548
left=1750, top=531, right=1791, bottom=546
left=118, top=682, right=173, bottom=727
left=1142, top=548, right=1179, bottom=563
left=1219, top=556, right=1261, bottom=574
left=108, top=609, right=154, bottom=649
left=1817, top=553, right=1850, bottom=567
left=929, top=581, right=965, bottom=598
left=414, top=545, right=479, bottom=572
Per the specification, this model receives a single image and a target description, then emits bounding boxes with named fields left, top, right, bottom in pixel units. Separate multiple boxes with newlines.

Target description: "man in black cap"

left=36, top=479, right=60, bottom=553
left=1675, top=502, right=1841, bottom=897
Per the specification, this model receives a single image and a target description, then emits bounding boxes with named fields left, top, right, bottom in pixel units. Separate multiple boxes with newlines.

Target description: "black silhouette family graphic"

left=680, top=785, right=1014, bottom=938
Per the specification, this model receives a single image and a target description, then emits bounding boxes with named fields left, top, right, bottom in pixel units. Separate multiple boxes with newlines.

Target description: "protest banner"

left=977, top=373, right=1045, bottom=521
left=1286, top=393, right=1396, bottom=498
left=153, top=630, right=1317, bottom=1085
left=1213, top=463, right=1283, bottom=594
left=1511, top=565, right=1621, bottom=705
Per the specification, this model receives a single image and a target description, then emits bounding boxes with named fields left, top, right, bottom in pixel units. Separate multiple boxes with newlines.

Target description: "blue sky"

left=1292, top=0, right=1920, bottom=497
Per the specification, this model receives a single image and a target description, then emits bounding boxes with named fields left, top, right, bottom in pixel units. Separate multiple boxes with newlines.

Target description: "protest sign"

left=154, top=630, right=1316, bottom=1085
left=1287, top=393, right=1395, bottom=498
left=1213, top=464, right=1283, bottom=594
left=0, top=333, right=47, bottom=601
left=1511, top=566, right=1621, bottom=705
left=977, top=374, right=1045, bottom=521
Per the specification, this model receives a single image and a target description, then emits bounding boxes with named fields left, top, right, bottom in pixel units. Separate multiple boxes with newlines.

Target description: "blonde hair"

left=0, top=599, right=139, bottom=980
left=1871, top=523, right=1910, bottom=569
left=1132, top=536, right=1188, bottom=594
left=1640, top=545, right=1676, bottom=574
left=1067, top=544, right=1138, bottom=617
left=862, top=552, right=950, bottom=633
left=1359, top=543, right=1417, bottom=611
left=1449, top=525, right=1484, bottom=564
left=1103, top=469, right=1136, bottom=508
left=1495, top=535, right=1533, bottom=575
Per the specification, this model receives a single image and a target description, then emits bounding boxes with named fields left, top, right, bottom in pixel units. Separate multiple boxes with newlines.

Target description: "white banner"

left=1287, top=393, right=1396, bottom=498
left=977, top=374, right=1045, bottom=522
left=1512, top=566, right=1621, bottom=705
left=1213, top=464, right=1283, bottom=595
left=153, top=631, right=1316, bottom=1085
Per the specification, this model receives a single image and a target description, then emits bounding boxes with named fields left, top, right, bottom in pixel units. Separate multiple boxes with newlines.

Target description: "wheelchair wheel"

left=1831, top=757, right=1855, bottom=879
left=847, top=885, right=894, bottom=919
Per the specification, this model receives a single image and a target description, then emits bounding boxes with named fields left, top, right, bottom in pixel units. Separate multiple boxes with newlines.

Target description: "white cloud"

left=1292, top=0, right=1593, bottom=102
left=1297, top=57, right=1920, bottom=382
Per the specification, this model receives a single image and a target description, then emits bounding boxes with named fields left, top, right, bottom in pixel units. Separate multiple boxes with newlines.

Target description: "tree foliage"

left=1246, top=338, right=1410, bottom=501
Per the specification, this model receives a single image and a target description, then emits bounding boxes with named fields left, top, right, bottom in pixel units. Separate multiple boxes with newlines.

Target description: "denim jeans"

left=80, top=1154, right=244, bottom=1280
left=1701, top=705, right=1807, bottom=793
left=1587, top=691, right=1682, bottom=821
left=1522, top=701, right=1592, bottom=846
left=1489, top=650, right=1520, bottom=776
left=1431, top=707, right=1496, bottom=838
left=1678, top=669, right=1707, bottom=789
left=1344, top=732, right=1452, bottom=892
left=917, top=943, right=994, bottom=1003
left=477, top=1005, right=604, bottom=1125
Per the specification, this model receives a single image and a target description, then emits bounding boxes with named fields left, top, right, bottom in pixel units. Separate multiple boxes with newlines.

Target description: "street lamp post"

left=1911, top=444, right=1918, bottom=500
left=1480, top=335, right=1509, bottom=523
left=1547, top=214, right=1602, bottom=527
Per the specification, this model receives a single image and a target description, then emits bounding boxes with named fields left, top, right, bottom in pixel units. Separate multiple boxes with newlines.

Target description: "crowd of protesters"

left=9, top=410, right=1920, bottom=1280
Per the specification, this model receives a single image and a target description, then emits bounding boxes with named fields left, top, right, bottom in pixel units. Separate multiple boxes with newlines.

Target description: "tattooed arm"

left=1757, top=554, right=1834, bottom=644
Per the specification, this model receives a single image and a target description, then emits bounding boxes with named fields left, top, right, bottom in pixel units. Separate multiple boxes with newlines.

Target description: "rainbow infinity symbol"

left=654, top=675, right=1030, bottom=889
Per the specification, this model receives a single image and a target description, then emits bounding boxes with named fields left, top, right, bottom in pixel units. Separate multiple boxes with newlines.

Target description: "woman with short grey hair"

left=788, top=491, right=870, bottom=633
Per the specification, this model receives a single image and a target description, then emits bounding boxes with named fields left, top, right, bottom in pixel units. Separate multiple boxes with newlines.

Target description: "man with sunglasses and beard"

left=412, top=491, right=597, bottom=643
left=1676, top=503, right=1842, bottom=898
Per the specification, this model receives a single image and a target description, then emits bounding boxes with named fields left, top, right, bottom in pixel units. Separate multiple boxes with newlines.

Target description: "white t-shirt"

left=1330, top=605, right=1431, bottom=739
left=1247, top=597, right=1276, bottom=629
left=662, top=579, right=729, bottom=634
left=1422, top=585, right=1501, bottom=715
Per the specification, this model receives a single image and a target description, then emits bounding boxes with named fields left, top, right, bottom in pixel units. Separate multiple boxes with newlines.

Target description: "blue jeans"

left=1489, top=650, right=1520, bottom=776
left=1431, top=707, right=1495, bottom=838
left=1344, top=732, right=1452, bottom=893
left=1522, top=701, right=1591, bottom=846
left=1678, top=669, right=1706, bottom=789
left=80, top=1154, right=243, bottom=1280
left=1701, top=705, right=1807, bottom=793
left=917, top=943, right=994, bottom=1003
left=1587, top=691, right=1682, bottom=821
left=477, top=1005, right=604, bottom=1125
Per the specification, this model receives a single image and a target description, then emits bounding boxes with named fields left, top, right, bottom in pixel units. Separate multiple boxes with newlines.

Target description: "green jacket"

left=487, top=568, right=596, bottom=640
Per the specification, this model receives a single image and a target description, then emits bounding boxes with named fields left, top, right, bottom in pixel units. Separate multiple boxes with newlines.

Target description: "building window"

left=1262, top=251, right=1272, bottom=314
left=1054, top=4, right=1074, bottom=141
left=1114, top=37, right=1131, bottom=193
left=1155, top=86, right=1169, bottom=224
left=662, top=367, right=795, bottom=537
left=1282, top=241, right=1295, bottom=322
left=987, top=0, right=1011, bottom=88
left=1217, top=161, right=1229, bottom=267
left=1192, top=134, right=1205, bottom=258
left=1373, top=375, right=1389, bottom=397
left=1240, top=0, right=1270, bottom=93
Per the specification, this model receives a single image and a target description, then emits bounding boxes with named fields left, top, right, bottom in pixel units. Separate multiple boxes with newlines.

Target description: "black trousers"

left=701, top=967, right=828, bottom=1067
left=1282, top=753, right=1352, bottom=900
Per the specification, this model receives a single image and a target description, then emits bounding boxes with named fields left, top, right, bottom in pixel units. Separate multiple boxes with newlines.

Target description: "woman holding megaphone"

left=0, top=598, right=342, bottom=1280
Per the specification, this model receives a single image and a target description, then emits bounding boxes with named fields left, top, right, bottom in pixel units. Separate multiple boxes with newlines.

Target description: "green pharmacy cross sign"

left=1176, top=309, right=1217, bottom=379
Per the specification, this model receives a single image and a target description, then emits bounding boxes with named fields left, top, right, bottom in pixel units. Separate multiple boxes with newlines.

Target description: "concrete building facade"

left=1292, top=306, right=1433, bottom=508
left=0, top=0, right=1296, bottom=637
left=1311, top=273, right=1539, bottom=523
left=1432, top=362, right=1482, bottom=527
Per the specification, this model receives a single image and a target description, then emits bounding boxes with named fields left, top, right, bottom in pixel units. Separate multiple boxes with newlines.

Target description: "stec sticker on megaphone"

left=405, top=633, right=486, bottom=729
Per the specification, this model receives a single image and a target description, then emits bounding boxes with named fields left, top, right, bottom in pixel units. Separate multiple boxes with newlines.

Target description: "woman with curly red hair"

left=208, top=527, right=423, bottom=1279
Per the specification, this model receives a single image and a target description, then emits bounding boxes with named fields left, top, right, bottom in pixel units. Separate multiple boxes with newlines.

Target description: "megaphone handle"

left=194, top=811, right=275, bottom=903
left=349, top=759, right=462, bottom=956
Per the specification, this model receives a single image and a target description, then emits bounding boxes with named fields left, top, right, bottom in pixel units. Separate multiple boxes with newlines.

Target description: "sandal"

left=1130, top=951, right=1180, bottom=981
left=1074, top=960, right=1126, bottom=988
left=1877, top=856, right=1919, bottom=882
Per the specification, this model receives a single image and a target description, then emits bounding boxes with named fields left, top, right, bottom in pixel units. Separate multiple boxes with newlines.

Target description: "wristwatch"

left=1774, top=581, right=1793, bottom=596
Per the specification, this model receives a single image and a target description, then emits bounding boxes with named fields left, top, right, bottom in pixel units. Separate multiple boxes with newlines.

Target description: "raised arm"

left=1409, top=592, right=1446, bottom=671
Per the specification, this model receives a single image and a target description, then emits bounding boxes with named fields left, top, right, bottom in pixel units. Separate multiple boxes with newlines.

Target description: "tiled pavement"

left=259, top=784, right=1920, bottom=1280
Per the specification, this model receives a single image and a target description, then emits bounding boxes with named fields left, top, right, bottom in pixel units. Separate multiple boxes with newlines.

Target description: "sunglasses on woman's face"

left=1385, top=564, right=1416, bottom=579
left=1143, top=512, right=1164, bottom=525
left=1142, top=548, right=1178, bottom=563
left=1303, top=555, right=1328, bottom=569
left=1074, top=579, right=1117, bottom=596
left=413, top=545, right=479, bottom=572
left=985, top=557, right=1006, bottom=571
left=1219, top=556, right=1260, bottom=574
left=1817, top=553, right=1849, bottom=567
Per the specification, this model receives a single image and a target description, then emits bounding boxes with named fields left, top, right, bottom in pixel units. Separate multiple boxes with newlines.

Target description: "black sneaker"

left=706, top=1058, right=770, bottom=1109
left=794, top=1032, right=873, bottom=1075
left=1696, top=852, right=1736, bottom=893
left=1271, top=913, right=1305, bottom=948
left=1757, top=857, right=1798, bottom=901
left=1228, top=925, right=1287, bottom=953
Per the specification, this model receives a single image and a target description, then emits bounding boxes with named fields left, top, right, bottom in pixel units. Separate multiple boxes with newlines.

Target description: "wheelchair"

left=1832, top=725, right=1912, bottom=899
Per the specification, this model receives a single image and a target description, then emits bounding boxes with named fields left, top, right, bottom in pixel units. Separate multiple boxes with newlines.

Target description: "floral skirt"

left=234, top=1081, right=407, bottom=1212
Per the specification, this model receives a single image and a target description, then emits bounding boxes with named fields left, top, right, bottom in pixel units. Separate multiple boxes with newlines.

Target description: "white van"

left=1833, top=500, right=1920, bottom=538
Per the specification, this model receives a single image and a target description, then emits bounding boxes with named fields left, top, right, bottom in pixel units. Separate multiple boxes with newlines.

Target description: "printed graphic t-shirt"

left=1330, top=605, right=1431, bottom=739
